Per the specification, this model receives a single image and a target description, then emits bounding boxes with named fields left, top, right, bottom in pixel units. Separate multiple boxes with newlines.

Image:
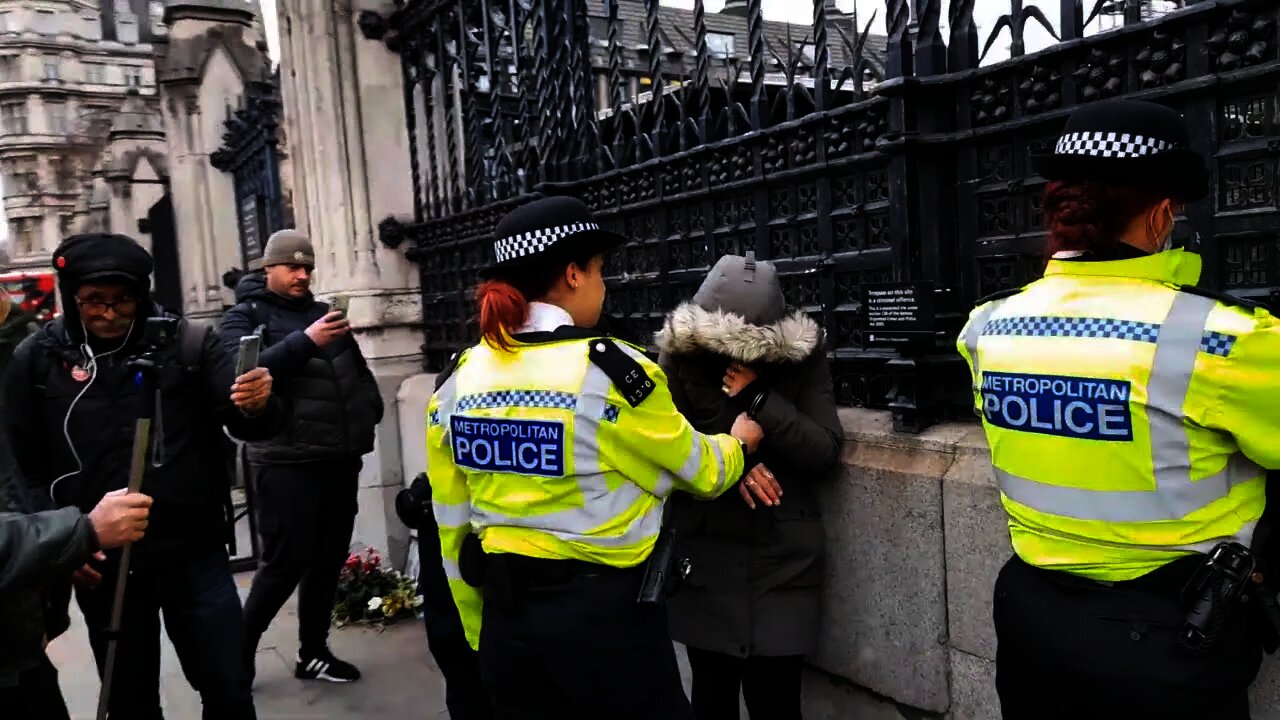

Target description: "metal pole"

left=96, top=361, right=157, bottom=720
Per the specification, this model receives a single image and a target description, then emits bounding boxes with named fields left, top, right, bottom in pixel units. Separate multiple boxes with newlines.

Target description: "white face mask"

left=1157, top=205, right=1176, bottom=252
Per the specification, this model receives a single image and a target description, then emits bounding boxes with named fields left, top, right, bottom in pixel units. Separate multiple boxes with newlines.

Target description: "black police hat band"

left=494, top=221, right=600, bottom=263
left=1054, top=131, right=1173, bottom=159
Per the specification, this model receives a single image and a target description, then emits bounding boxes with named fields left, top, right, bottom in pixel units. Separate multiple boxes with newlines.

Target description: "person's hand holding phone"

left=305, top=311, right=350, bottom=348
left=232, top=367, right=272, bottom=416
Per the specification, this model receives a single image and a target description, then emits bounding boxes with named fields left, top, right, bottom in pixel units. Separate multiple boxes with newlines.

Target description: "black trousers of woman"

left=684, top=647, right=803, bottom=720
left=994, top=555, right=1264, bottom=720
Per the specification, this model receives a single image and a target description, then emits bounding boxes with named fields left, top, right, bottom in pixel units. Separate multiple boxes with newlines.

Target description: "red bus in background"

left=0, top=271, right=58, bottom=323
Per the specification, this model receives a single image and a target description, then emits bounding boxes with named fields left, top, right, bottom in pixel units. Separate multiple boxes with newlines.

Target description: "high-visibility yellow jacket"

left=426, top=331, right=745, bottom=649
left=957, top=249, right=1280, bottom=582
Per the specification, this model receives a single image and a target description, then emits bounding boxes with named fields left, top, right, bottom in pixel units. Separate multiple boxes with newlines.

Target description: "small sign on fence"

left=862, top=281, right=936, bottom=347
left=239, top=195, right=262, bottom=263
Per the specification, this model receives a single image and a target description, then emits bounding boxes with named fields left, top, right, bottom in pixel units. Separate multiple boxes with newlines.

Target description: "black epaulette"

left=975, top=287, right=1024, bottom=307
left=587, top=337, right=656, bottom=408
left=433, top=347, right=472, bottom=391
left=1177, top=285, right=1270, bottom=314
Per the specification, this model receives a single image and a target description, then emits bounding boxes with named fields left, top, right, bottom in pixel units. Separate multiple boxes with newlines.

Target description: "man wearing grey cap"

left=220, top=229, right=384, bottom=686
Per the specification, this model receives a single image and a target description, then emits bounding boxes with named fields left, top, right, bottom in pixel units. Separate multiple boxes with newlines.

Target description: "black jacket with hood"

left=658, top=253, right=842, bottom=659
left=1, top=234, right=286, bottom=640
left=220, top=272, right=383, bottom=465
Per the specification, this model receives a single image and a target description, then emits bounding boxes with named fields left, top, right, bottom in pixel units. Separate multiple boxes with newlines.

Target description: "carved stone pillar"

left=155, top=2, right=264, bottom=316
left=276, top=0, right=422, bottom=566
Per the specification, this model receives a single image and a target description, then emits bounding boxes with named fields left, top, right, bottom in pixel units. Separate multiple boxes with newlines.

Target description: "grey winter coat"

left=658, top=254, right=842, bottom=659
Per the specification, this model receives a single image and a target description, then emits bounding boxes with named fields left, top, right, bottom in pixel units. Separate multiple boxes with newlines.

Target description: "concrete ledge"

left=812, top=433, right=951, bottom=713
left=397, top=372, right=435, bottom=483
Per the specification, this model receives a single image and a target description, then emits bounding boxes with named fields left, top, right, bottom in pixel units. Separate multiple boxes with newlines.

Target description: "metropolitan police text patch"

left=450, top=416, right=566, bottom=477
left=981, top=372, right=1133, bottom=442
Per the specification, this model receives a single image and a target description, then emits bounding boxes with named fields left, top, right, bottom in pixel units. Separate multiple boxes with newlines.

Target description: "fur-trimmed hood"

left=656, top=302, right=822, bottom=364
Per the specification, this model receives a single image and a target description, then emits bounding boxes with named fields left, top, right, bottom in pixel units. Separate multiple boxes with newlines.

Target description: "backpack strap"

left=178, top=318, right=211, bottom=373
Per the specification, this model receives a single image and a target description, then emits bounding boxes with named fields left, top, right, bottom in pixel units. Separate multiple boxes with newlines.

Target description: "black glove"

left=394, top=473, right=432, bottom=530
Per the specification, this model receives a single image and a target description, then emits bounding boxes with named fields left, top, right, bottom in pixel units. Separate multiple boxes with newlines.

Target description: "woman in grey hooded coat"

left=658, top=253, right=842, bottom=720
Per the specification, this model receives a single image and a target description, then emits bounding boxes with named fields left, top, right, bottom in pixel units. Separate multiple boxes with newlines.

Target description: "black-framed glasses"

left=76, top=297, right=137, bottom=315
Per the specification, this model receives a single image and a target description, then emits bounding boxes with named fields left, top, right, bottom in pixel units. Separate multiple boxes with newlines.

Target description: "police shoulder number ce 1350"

left=981, top=371, right=1133, bottom=442
left=450, top=415, right=566, bottom=477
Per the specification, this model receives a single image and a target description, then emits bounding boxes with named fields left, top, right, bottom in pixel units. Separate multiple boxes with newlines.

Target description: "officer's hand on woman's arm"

left=231, top=367, right=273, bottom=417
left=729, top=413, right=783, bottom=508
left=731, top=412, right=764, bottom=453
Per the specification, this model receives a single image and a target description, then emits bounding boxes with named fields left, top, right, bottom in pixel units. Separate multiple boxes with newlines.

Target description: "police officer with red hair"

left=960, top=100, right=1280, bottom=719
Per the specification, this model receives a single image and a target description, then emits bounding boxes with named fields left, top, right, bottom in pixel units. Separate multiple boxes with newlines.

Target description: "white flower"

left=413, top=595, right=425, bottom=608
left=367, top=596, right=383, bottom=612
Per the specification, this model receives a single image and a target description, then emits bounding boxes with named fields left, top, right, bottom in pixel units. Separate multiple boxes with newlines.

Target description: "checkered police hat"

left=1033, top=99, right=1208, bottom=202
left=480, top=196, right=627, bottom=279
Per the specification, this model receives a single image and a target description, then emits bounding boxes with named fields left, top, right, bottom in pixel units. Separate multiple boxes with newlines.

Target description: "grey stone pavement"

left=47, top=572, right=452, bottom=720
left=46, top=570, right=711, bottom=720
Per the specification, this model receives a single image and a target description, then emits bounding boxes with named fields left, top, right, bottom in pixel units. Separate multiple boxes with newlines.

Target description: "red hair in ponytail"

left=476, top=279, right=529, bottom=351
left=1043, top=181, right=1167, bottom=257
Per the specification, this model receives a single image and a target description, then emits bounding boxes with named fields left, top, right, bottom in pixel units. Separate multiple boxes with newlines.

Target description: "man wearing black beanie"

left=1, top=233, right=284, bottom=720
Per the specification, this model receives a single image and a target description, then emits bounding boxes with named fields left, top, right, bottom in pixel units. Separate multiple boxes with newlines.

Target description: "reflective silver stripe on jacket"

left=430, top=374, right=470, bottom=533
left=984, top=292, right=1264, bottom=522
left=441, top=557, right=464, bottom=582
left=963, top=299, right=1009, bottom=401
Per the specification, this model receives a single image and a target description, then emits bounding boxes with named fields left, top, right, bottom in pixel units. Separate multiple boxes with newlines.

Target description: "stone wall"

left=274, top=0, right=424, bottom=569
left=394, top=373, right=1280, bottom=718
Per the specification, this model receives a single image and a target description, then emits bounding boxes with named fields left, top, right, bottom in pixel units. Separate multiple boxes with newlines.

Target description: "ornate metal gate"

left=211, top=77, right=287, bottom=271
left=363, top=0, right=1279, bottom=432
left=210, top=77, right=287, bottom=569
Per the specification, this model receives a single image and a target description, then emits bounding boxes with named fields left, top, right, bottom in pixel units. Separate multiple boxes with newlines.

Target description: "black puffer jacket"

left=220, top=273, right=383, bottom=464
left=0, top=506, right=97, bottom=685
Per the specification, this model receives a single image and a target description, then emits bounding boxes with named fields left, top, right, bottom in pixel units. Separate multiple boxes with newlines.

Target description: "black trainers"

left=294, top=648, right=361, bottom=683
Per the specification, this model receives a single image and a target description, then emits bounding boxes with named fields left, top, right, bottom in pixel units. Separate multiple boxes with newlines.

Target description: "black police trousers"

left=994, top=555, right=1264, bottom=720
left=478, top=556, right=693, bottom=720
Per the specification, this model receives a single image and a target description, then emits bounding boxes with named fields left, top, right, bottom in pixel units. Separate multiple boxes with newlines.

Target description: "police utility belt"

left=454, top=521, right=684, bottom=606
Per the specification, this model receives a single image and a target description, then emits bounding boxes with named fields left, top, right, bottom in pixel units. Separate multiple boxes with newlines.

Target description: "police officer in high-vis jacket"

left=425, top=196, right=772, bottom=720
left=958, top=99, right=1280, bottom=719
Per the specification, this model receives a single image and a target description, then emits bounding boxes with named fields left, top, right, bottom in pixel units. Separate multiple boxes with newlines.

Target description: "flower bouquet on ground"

left=331, top=547, right=424, bottom=628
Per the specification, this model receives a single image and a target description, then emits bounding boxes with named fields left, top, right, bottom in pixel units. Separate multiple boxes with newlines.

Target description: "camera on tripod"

left=142, top=317, right=179, bottom=353
left=126, top=317, right=181, bottom=391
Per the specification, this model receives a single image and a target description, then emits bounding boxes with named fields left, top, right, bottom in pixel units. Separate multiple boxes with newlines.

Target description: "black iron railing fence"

left=361, top=0, right=1279, bottom=432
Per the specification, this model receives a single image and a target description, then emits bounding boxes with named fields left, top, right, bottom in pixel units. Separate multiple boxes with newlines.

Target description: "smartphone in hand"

left=329, top=294, right=351, bottom=316
left=235, top=335, right=262, bottom=378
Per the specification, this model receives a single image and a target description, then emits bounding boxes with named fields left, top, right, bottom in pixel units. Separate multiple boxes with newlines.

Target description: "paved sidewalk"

left=48, top=572, right=449, bottom=720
